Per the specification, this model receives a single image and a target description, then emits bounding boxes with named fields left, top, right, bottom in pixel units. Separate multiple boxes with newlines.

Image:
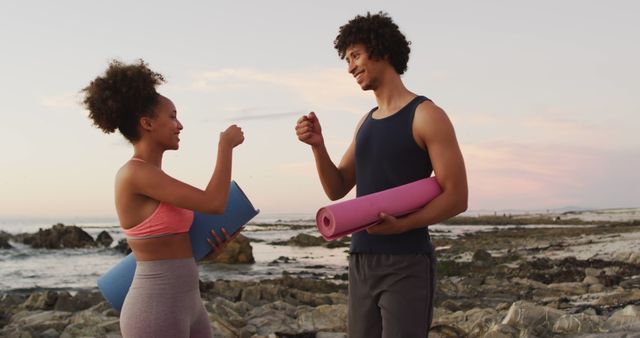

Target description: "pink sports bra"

left=122, top=158, right=194, bottom=239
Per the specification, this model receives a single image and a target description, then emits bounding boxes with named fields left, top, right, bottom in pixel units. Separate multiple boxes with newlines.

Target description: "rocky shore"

left=1, top=216, right=640, bottom=337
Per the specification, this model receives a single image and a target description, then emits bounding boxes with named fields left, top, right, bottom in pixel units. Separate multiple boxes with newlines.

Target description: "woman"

left=82, top=60, right=243, bottom=338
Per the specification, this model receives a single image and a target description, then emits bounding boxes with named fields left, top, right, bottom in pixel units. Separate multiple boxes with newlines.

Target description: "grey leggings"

left=120, top=258, right=212, bottom=338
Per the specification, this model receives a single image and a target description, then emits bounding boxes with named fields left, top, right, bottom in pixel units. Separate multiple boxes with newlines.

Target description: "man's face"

left=345, top=44, right=385, bottom=91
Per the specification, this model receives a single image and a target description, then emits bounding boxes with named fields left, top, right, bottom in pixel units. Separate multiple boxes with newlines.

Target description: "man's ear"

left=140, top=116, right=153, bottom=132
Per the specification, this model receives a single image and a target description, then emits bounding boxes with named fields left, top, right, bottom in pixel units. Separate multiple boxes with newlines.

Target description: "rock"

left=40, top=328, right=60, bottom=338
left=589, top=283, right=605, bottom=293
left=605, top=305, right=640, bottom=330
left=316, top=333, right=347, bottom=338
left=204, top=234, right=255, bottom=264
left=245, top=304, right=300, bottom=336
left=436, top=307, right=499, bottom=334
left=12, top=310, right=72, bottom=334
left=324, top=237, right=350, bottom=248
left=594, top=289, right=640, bottom=306
left=0, top=236, right=12, bottom=249
left=585, top=267, right=601, bottom=277
left=547, top=282, right=588, bottom=295
left=95, top=231, right=113, bottom=247
left=510, top=277, right=547, bottom=290
left=502, top=301, right=564, bottom=335
left=583, top=276, right=601, bottom=285
left=552, top=313, right=605, bottom=334
left=472, top=249, right=493, bottom=264
left=20, top=224, right=95, bottom=249
left=22, top=291, right=59, bottom=310
left=297, top=304, right=347, bottom=332
left=273, top=233, right=325, bottom=247
left=54, top=290, right=104, bottom=312
left=206, top=298, right=246, bottom=328
left=613, top=251, right=640, bottom=265
left=484, top=323, right=520, bottom=338
left=113, top=238, right=131, bottom=254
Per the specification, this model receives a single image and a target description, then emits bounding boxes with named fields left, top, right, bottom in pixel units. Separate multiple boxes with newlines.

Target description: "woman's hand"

left=206, top=227, right=243, bottom=258
left=220, top=125, right=245, bottom=148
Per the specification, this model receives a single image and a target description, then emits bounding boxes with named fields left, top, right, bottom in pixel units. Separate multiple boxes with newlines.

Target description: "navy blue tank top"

left=351, top=95, right=434, bottom=255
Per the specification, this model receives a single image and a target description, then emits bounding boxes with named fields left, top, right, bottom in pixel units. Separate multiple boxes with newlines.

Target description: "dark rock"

left=0, top=237, right=11, bottom=249
left=22, top=291, right=58, bottom=310
left=21, top=223, right=95, bottom=249
left=114, top=238, right=131, bottom=254
left=95, top=231, right=113, bottom=247
left=325, top=237, right=350, bottom=248
left=472, top=249, right=493, bottom=263
left=272, top=233, right=325, bottom=247
left=54, top=290, right=104, bottom=312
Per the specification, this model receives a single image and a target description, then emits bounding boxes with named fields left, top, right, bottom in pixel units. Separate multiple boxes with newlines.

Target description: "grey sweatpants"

left=348, top=253, right=436, bottom=338
left=120, top=258, right=212, bottom=338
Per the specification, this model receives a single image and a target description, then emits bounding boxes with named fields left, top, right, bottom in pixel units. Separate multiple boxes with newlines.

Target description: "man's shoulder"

left=415, top=99, right=448, bottom=124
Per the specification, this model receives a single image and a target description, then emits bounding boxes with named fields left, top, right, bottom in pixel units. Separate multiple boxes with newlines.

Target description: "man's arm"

left=296, top=112, right=365, bottom=200
left=368, top=101, right=468, bottom=234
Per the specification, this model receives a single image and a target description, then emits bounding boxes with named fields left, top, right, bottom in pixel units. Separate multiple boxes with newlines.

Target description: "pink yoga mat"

left=316, top=177, right=442, bottom=240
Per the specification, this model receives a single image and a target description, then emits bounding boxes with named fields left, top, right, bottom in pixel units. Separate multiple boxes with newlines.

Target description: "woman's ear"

left=140, top=116, right=153, bottom=132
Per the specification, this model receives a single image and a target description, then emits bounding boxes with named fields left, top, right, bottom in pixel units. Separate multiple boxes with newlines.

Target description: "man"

left=295, top=12, right=468, bottom=338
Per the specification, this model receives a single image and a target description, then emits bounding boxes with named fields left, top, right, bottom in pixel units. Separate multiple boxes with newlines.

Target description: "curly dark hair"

left=81, top=59, right=165, bottom=143
left=334, top=12, right=411, bottom=75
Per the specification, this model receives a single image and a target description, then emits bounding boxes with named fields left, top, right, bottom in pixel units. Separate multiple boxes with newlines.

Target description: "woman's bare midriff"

left=127, top=233, right=193, bottom=261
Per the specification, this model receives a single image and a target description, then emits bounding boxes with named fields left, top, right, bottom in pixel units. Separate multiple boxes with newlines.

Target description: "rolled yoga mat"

left=316, top=177, right=442, bottom=240
left=97, top=181, right=259, bottom=311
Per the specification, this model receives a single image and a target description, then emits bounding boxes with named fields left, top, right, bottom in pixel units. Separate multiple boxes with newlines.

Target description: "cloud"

left=455, top=110, right=637, bottom=149
left=41, top=93, right=82, bottom=109
left=189, top=67, right=370, bottom=115
left=462, top=142, right=640, bottom=210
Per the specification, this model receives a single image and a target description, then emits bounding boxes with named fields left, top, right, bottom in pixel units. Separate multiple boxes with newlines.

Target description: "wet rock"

left=113, top=238, right=131, bottom=254
left=95, top=231, right=113, bottom=247
left=245, top=304, right=300, bottom=336
left=483, top=323, right=519, bottom=338
left=436, top=307, right=499, bottom=334
left=206, top=298, right=246, bottom=328
left=204, top=234, right=255, bottom=264
left=9, top=310, right=72, bottom=334
left=20, top=224, right=96, bottom=249
left=273, top=233, right=325, bottom=247
left=613, top=251, right=640, bottom=265
left=502, top=301, right=564, bottom=336
left=324, top=237, right=350, bottom=248
left=0, top=236, right=12, bottom=249
left=594, top=289, right=640, bottom=306
left=472, top=249, right=493, bottom=264
left=22, top=291, right=58, bottom=311
left=54, top=290, right=104, bottom=312
left=297, top=304, right=347, bottom=332
left=547, top=282, right=588, bottom=295
left=552, top=313, right=605, bottom=334
left=316, top=333, right=347, bottom=338
left=583, top=275, right=601, bottom=285
left=605, top=305, right=640, bottom=330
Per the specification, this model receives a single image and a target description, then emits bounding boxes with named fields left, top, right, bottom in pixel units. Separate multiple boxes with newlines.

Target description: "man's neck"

left=373, top=71, right=415, bottom=117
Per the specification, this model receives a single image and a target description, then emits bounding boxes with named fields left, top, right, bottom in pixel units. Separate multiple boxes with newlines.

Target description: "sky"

left=0, top=1, right=638, bottom=219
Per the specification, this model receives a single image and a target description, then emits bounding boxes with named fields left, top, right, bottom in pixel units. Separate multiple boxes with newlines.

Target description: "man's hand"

left=366, top=212, right=408, bottom=235
left=295, top=112, right=324, bottom=147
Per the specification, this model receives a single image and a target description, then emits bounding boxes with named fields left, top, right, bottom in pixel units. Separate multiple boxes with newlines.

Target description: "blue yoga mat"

left=97, top=181, right=259, bottom=311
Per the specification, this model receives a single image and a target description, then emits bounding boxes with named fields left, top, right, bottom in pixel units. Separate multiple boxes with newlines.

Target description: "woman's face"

left=147, top=95, right=183, bottom=150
